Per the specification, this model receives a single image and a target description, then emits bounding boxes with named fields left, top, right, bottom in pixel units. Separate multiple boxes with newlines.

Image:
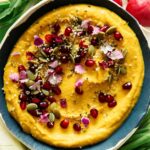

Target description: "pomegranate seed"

left=106, top=94, right=114, bottom=103
left=52, top=86, right=61, bottom=95
left=108, top=60, right=115, bottom=68
left=26, top=52, right=34, bottom=60
left=45, top=34, right=53, bottom=43
left=122, top=82, right=132, bottom=90
left=79, top=40, right=88, bottom=48
left=100, top=25, right=109, bottom=32
left=60, top=99, right=67, bottom=108
left=60, top=119, right=69, bottom=129
left=85, top=59, right=95, bottom=67
left=75, top=55, right=81, bottom=64
left=64, top=27, right=72, bottom=36
left=114, top=31, right=123, bottom=41
left=41, top=110, right=48, bottom=115
left=47, top=96, right=56, bottom=103
left=43, top=47, right=51, bottom=55
left=47, top=122, right=54, bottom=128
left=28, top=110, right=40, bottom=117
left=55, top=36, right=63, bottom=44
left=73, top=123, right=81, bottom=131
left=18, top=82, right=27, bottom=90
left=108, top=100, right=117, bottom=107
left=87, top=25, right=93, bottom=34
left=18, top=65, right=26, bottom=72
left=35, top=76, right=42, bottom=82
left=55, top=66, right=63, bottom=74
left=19, top=92, right=28, bottom=101
left=36, top=92, right=46, bottom=100
left=43, top=81, right=51, bottom=90
left=75, top=86, right=83, bottom=95
left=78, top=48, right=87, bottom=58
left=90, top=108, right=98, bottom=118
left=99, top=61, right=108, bottom=70
left=29, top=63, right=37, bottom=73
left=60, top=55, right=69, bottom=63
left=49, top=55, right=56, bottom=62
left=53, top=23, right=60, bottom=34
left=20, top=101, right=26, bottom=110
left=60, top=45, right=70, bottom=53
left=91, top=38, right=99, bottom=46
left=39, top=101, right=49, bottom=109
left=98, top=92, right=107, bottom=103
left=31, top=98, right=41, bottom=104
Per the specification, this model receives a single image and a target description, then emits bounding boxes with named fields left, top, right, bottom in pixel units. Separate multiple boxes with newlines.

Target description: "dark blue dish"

left=0, top=0, right=150, bottom=150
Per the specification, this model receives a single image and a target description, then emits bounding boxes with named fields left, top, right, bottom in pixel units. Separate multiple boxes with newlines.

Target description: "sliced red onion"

left=19, top=71, right=27, bottom=80
left=9, top=73, right=19, bottom=82
left=107, top=50, right=124, bottom=60
left=92, top=26, right=100, bottom=35
left=29, top=80, right=42, bottom=91
left=34, top=35, right=43, bottom=46
left=39, top=113, right=49, bottom=123
left=48, top=74, right=62, bottom=85
left=100, top=44, right=113, bottom=54
left=75, top=79, right=84, bottom=87
left=99, top=61, right=109, bottom=70
left=74, top=64, right=85, bottom=74
left=81, top=20, right=90, bottom=29
left=49, top=60, right=59, bottom=69
left=11, top=52, right=21, bottom=56
left=81, top=117, right=90, bottom=127
left=45, top=68, right=54, bottom=77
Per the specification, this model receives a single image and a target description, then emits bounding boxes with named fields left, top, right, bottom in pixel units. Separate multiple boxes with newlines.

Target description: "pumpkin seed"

left=106, top=26, right=116, bottom=35
left=49, top=112, right=55, bottom=122
left=88, top=45, right=95, bottom=56
left=27, top=103, right=38, bottom=111
left=108, top=74, right=113, bottom=84
left=120, top=66, right=127, bottom=74
left=69, top=54, right=75, bottom=63
left=31, top=90, right=40, bottom=95
left=42, top=89, right=49, bottom=96
left=25, top=80, right=35, bottom=87
left=49, top=102, right=58, bottom=111
left=40, top=49, right=47, bottom=57
left=27, top=70, right=36, bottom=80
left=97, top=32, right=105, bottom=39
left=39, top=57, right=47, bottom=63
left=53, top=109, right=61, bottom=119
left=28, top=59, right=39, bottom=64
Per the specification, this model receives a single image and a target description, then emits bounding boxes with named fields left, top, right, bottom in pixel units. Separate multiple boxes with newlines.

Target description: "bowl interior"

left=0, top=0, right=150, bottom=150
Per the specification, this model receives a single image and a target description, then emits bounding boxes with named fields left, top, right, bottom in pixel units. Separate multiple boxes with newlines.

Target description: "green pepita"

left=40, top=49, right=47, bottom=57
left=69, top=54, right=75, bottom=63
left=26, top=80, right=35, bottom=87
left=42, top=89, right=49, bottom=96
left=39, top=57, right=47, bottom=63
left=97, top=32, right=105, bottom=39
left=53, top=109, right=61, bottom=119
left=28, top=59, right=39, bottom=64
left=88, top=45, right=95, bottom=56
left=27, top=103, right=38, bottom=111
left=49, top=112, right=55, bottom=122
left=119, top=66, right=127, bottom=75
left=106, top=26, right=116, bottom=35
left=49, top=102, right=58, bottom=111
left=31, top=90, right=40, bottom=95
left=27, top=70, right=36, bottom=81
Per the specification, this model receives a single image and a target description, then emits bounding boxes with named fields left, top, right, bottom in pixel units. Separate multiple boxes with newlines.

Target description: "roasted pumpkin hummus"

left=3, top=4, right=144, bottom=148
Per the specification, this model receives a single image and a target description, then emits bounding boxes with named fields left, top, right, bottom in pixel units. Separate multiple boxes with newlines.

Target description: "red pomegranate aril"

left=31, top=98, right=41, bottom=104
left=36, top=92, right=46, bottom=100
left=45, top=34, right=53, bottom=43
left=106, top=94, right=114, bottom=103
left=78, top=48, right=87, bottom=58
left=90, top=108, right=98, bottom=118
left=114, top=31, right=123, bottom=41
left=26, top=52, right=35, bottom=60
left=52, top=86, right=61, bottom=95
left=87, top=25, right=93, bottom=34
left=55, top=66, right=63, bottom=74
left=122, top=82, right=132, bottom=90
left=60, top=55, right=68, bottom=63
left=28, top=110, right=40, bottom=117
left=47, top=96, right=56, bottom=103
left=108, top=100, right=117, bottom=108
left=20, top=101, right=26, bottom=110
left=75, top=86, right=83, bottom=95
left=43, top=81, right=51, bottom=90
left=47, top=122, right=54, bottom=128
left=98, top=92, right=107, bottom=103
left=79, top=40, right=88, bottom=48
left=18, top=82, right=27, bottom=90
left=73, top=123, right=81, bottom=132
left=100, top=25, right=109, bottom=32
left=49, top=55, right=56, bottom=62
left=55, top=36, right=63, bottom=44
left=85, top=59, right=95, bottom=67
left=35, top=76, right=42, bottom=82
left=75, top=55, right=81, bottom=64
left=39, top=101, right=49, bottom=109
left=60, top=99, right=67, bottom=108
left=64, top=27, right=72, bottom=36
left=43, top=47, right=51, bottom=55
left=60, top=119, right=69, bottom=129
left=19, top=92, right=28, bottom=101
left=53, top=23, right=60, bottom=34
left=18, top=65, right=26, bottom=72
left=91, top=38, right=99, bottom=46
left=60, top=46, right=70, bottom=53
